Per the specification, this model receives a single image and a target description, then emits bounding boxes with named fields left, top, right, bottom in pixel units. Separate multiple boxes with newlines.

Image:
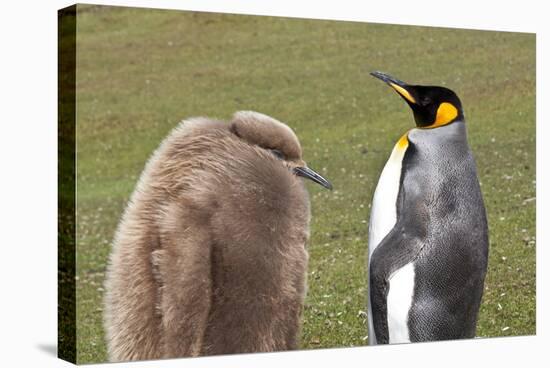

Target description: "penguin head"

left=230, top=111, right=332, bottom=190
left=371, top=71, right=464, bottom=128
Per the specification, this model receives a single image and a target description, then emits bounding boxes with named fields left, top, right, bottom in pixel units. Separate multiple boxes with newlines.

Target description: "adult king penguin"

left=104, top=111, right=332, bottom=362
left=367, top=72, right=489, bottom=345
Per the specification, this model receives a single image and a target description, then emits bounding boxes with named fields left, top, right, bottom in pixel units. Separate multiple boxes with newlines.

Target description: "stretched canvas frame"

left=58, top=3, right=536, bottom=364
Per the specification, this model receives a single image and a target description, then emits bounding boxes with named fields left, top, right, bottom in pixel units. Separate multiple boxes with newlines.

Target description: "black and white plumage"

left=367, top=72, right=489, bottom=344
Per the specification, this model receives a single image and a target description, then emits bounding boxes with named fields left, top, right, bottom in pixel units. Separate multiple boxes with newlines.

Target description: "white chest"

left=367, top=135, right=413, bottom=345
left=368, top=142, right=407, bottom=258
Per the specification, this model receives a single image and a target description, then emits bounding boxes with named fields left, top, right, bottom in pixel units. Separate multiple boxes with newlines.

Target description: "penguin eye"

left=421, top=97, right=432, bottom=106
left=270, top=149, right=286, bottom=160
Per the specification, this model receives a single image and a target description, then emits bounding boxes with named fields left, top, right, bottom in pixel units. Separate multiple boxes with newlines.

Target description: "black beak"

left=370, top=71, right=417, bottom=104
left=370, top=71, right=407, bottom=86
left=294, top=166, right=333, bottom=190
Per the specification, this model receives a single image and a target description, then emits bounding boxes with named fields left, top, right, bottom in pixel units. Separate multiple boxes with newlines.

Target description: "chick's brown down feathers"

left=104, top=111, right=313, bottom=361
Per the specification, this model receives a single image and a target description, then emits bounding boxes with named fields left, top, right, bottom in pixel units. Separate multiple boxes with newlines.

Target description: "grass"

left=71, top=4, right=536, bottom=364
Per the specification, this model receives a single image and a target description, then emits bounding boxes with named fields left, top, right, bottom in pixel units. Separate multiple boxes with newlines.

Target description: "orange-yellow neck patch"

left=429, top=102, right=458, bottom=128
left=396, top=132, right=409, bottom=151
left=389, top=82, right=416, bottom=104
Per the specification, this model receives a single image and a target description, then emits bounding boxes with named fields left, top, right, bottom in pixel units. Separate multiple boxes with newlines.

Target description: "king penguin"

left=104, top=111, right=332, bottom=362
left=367, top=72, right=489, bottom=344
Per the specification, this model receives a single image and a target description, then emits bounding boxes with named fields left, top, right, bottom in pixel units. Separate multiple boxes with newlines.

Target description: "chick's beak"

left=294, top=166, right=333, bottom=190
left=370, top=71, right=417, bottom=105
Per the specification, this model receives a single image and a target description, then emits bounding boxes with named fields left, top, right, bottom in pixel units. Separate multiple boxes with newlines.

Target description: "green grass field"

left=71, top=5, right=536, bottom=364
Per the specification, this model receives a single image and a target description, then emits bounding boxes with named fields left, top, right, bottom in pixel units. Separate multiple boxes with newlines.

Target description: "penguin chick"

left=103, top=111, right=332, bottom=362
left=367, top=72, right=489, bottom=345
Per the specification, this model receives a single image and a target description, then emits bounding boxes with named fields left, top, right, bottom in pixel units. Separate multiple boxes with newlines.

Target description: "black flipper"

left=369, top=224, right=425, bottom=344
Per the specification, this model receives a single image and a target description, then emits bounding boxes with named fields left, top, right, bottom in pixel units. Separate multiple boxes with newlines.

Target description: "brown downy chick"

left=104, top=111, right=332, bottom=362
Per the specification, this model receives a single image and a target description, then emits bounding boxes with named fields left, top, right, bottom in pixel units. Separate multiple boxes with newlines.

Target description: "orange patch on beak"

left=389, top=83, right=416, bottom=104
